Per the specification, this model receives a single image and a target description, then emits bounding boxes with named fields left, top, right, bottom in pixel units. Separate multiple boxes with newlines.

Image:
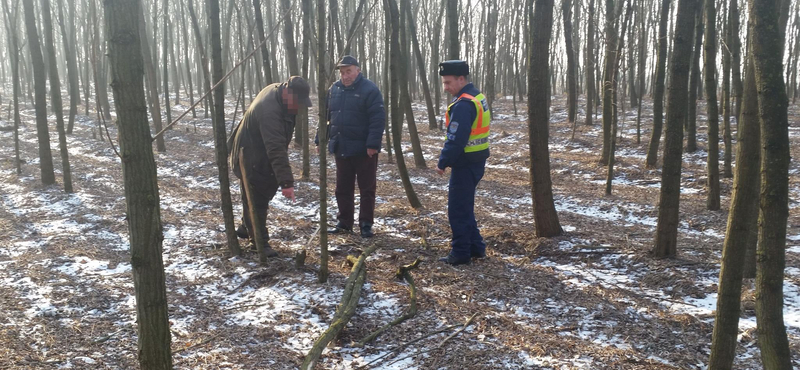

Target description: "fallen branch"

left=301, top=244, right=379, bottom=370
left=356, top=324, right=461, bottom=369
left=172, top=333, right=221, bottom=355
left=437, top=312, right=479, bottom=348
left=358, top=257, right=422, bottom=346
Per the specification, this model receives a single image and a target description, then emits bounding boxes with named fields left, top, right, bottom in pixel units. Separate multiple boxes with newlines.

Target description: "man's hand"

left=282, top=187, right=296, bottom=202
left=436, top=167, right=446, bottom=175
left=367, top=148, right=378, bottom=158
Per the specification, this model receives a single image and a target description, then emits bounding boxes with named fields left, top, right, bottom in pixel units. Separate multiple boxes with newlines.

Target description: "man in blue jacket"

left=320, top=55, right=386, bottom=237
left=436, top=60, right=490, bottom=266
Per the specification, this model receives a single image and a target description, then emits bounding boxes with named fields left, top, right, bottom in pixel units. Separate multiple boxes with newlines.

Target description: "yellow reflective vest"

left=445, top=92, right=491, bottom=152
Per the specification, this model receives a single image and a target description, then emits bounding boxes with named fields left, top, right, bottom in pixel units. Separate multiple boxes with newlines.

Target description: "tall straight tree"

left=730, top=0, right=742, bottom=121
left=484, top=1, right=499, bottom=111
left=707, top=55, right=761, bottom=370
left=599, top=0, right=622, bottom=166
left=104, top=0, right=173, bottom=367
left=403, top=0, right=438, bottom=130
left=56, top=0, right=80, bottom=135
left=644, top=0, right=671, bottom=168
left=138, top=8, right=167, bottom=153
left=528, top=0, right=562, bottom=237
left=162, top=0, right=172, bottom=128
left=750, top=0, right=792, bottom=366
left=446, top=0, right=459, bottom=59
left=704, top=0, right=721, bottom=210
left=1, top=0, right=22, bottom=174
left=397, top=0, right=426, bottom=169
left=387, top=0, right=422, bottom=209
left=317, top=0, right=330, bottom=284
left=721, top=0, right=733, bottom=179
left=301, top=0, right=312, bottom=180
left=686, top=1, right=703, bottom=153
left=584, top=0, right=596, bottom=126
left=652, top=0, right=698, bottom=258
left=22, top=0, right=56, bottom=185
left=562, top=0, right=577, bottom=125
left=253, top=0, right=275, bottom=85
left=41, top=0, right=74, bottom=192
left=208, top=0, right=241, bottom=256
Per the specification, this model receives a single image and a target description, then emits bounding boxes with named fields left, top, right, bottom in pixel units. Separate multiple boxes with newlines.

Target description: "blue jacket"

left=322, top=73, right=386, bottom=157
left=438, top=83, right=490, bottom=169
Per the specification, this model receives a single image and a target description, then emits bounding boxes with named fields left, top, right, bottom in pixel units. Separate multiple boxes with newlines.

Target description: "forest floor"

left=0, top=89, right=799, bottom=369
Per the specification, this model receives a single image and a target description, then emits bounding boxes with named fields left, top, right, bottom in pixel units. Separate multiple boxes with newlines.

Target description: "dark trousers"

left=448, top=159, right=486, bottom=259
left=240, top=167, right=279, bottom=244
left=335, top=154, right=379, bottom=228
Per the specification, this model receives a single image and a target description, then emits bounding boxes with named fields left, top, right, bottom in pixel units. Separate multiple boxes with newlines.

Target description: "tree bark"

left=652, top=0, right=697, bottom=258
left=750, top=0, right=793, bottom=366
left=528, top=0, right=562, bottom=237
left=301, top=0, right=312, bottom=180
left=317, top=0, right=330, bottom=284
left=584, top=0, right=596, bottom=126
left=253, top=0, right=274, bottom=85
left=22, top=0, right=56, bottom=185
left=40, top=0, right=73, bottom=193
left=138, top=8, right=167, bottom=153
left=1, top=0, right=22, bottom=174
left=162, top=0, right=172, bottom=130
left=704, top=0, right=721, bottom=210
left=563, top=0, right=577, bottom=125
left=707, top=53, right=760, bottom=370
left=56, top=0, right=79, bottom=135
left=721, top=0, right=733, bottom=178
left=686, top=1, right=703, bottom=153
left=446, top=0, right=459, bottom=59
left=387, top=0, right=422, bottom=210
left=644, top=0, right=671, bottom=168
left=104, top=0, right=173, bottom=367
left=403, top=0, right=438, bottom=131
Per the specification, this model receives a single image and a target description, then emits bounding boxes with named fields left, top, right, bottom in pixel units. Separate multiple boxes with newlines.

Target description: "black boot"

left=359, top=222, right=374, bottom=238
left=262, top=242, right=279, bottom=258
left=327, top=222, right=352, bottom=234
left=236, top=224, right=249, bottom=239
left=439, top=253, right=471, bottom=266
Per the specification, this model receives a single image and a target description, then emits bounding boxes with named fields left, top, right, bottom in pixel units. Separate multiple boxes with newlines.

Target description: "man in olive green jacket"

left=229, top=76, right=312, bottom=257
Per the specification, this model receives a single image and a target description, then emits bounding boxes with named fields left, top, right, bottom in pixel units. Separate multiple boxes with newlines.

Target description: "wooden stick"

left=238, top=148, right=267, bottom=263
left=358, top=257, right=422, bottom=346
left=301, top=244, right=379, bottom=370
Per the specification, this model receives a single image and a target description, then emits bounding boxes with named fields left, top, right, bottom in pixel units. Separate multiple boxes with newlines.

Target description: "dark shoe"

left=262, top=242, right=279, bottom=258
left=236, top=224, right=249, bottom=239
left=327, top=222, right=352, bottom=234
left=359, top=222, right=374, bottom=238
left=471, top=249, right=486, bottom=259
left=439, top=254, right=471, bottom=266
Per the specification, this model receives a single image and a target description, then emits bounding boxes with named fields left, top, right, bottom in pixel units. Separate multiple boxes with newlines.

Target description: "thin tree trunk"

left=721, top=0, right=733, bottom=178
left=1, top=0, right=22, bottom=174
left=56, top=0, right=79, bottom=135
left=22, top=0, right=56, bottom=185
left=686, top=1, right=703, bottom=153
left=403, top=0, right=437, bottom=131
left=563, top=0, right=577, bottom=125
left=705, top=0, right=721, bottom=210
left=317, top=0, right=330, bottom=284
left=446, top=0, right=459, bottom=59
left=104, top=0, right=173, bottom=367
left=750, top=0, right=793, bottom=366
left=484, top=2, right=499, bottom=112
left=731, top=0, right=742, bottom=121
left=179, top=0, right=196, bottom=118
left=253, top=0, right=274, bottom=85
left=207, top=0, right=241, bottom=256
left=528, top=0, right=562, bottom=237
left=599, top=0, right=621, bottom=166
left=652, top=0, right=698, bottom=258
left=584, top=0, right=596, bottom=126
left=301, top=0, right=312, bottom=180
left=387, top=0, right=422, bottom=209
left=139, top=8, right=167, bottom=152
left=162, top=0, right=172, bottom=129
left=707, top=52, right=760, bottom=370
left=644, top=0, right=671, bottom=168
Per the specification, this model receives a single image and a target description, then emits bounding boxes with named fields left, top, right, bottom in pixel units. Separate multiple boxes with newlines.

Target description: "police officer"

left=436, top=60, right=490, bottom=266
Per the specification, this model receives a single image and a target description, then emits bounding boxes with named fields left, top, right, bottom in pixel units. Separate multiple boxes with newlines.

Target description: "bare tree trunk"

left=652, top=0, right=698, bottom=258
left=528, top=0, right=562, bottom=237
left=398, top=0, right=426, bottom=169
left=721, top=0, right=733, bottom=178
left=207, top=0, right=241, bottom=256
left=686, top=0, right=703, bottom=153
left=584, top=0, right=596, bottom=126
left=56, top=0, right=79, bottom=135
left=22, top=0, right=56, bottom=185
left=301, top=0, right=312, bottom=180
left=484, top=2, right=499, bottom=111
left=731, top=0, right=742, bottom=121
left=387, top=0, right=422, bottom=209
left=644, top=0, right=671, bottom=168
left=162, top=0, right=172, bottom=129
left=403, top=0, right=437, bottom=131
left=707, top=52, right=760, bottom=370
left=317, top=0, right=330, bottom=284
left=446, top=0, right=459, bottom=59
left=253, top=0, right=274, bottom=85
left=40, top=0, right=73, bottom=193
left=599, top=0, right=621, bottom=165
left=750, top=0, right=792, bottom=366
left=1, top=0, right=22, bottom=174
left=179, top=0, right=197, bottom=118
left=104, top=0, right=173, bottom=367
left=139, top=8, right=167, bottom=152
left=563, top=0, right=577, bottom=125
left=705, top=0, right=721, bottom=210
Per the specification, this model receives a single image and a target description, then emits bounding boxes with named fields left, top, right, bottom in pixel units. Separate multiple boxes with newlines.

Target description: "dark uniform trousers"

left=335, top=154, right=379, bottom=229
left=448, top=158, right=487, bottom=259
left=240, top=166, right=280, bottom=244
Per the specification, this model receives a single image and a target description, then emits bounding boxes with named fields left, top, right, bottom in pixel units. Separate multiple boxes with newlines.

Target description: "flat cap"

left=439, top=60, right=469, bottom=76
left=336, top=55, right=360, bottom=68
left=287, top=76, right=313, bottom=107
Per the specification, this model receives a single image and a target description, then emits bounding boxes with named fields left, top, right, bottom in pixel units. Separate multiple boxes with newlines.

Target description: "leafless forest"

left=1, top=0, right=800, bottom=368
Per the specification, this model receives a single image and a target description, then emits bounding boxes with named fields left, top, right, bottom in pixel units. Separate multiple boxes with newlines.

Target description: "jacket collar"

left=453, top=83, right=475, bottom=101
left=336, top=73, right=364, bottom=90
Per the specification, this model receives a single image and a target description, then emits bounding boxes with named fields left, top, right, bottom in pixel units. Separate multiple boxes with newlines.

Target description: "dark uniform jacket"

left=438, top=83, right=490, bottom=170
left=229, top=83, right=296, bottom=189
left=321, top=73, right=385, bottom=157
